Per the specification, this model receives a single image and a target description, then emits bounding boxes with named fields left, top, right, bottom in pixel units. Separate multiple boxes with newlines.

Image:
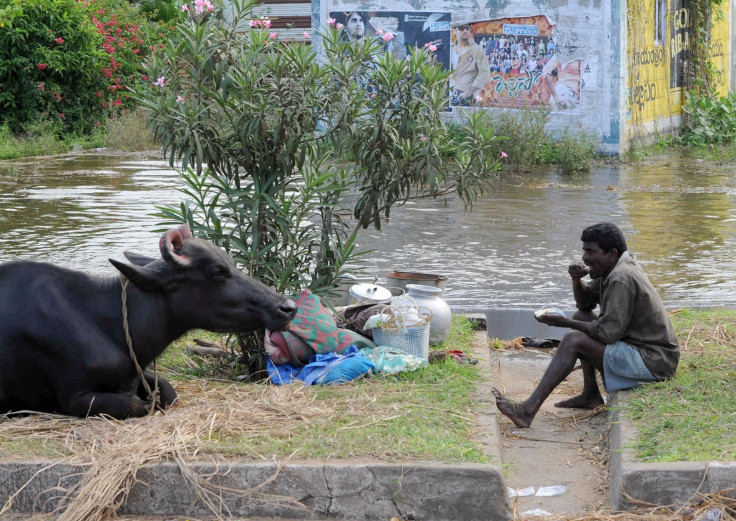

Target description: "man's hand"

left=534, top=312, right=569, bottom=328
left=460, top=89, right=477, bottom=99
left=568, top=263, right=590, bottom=282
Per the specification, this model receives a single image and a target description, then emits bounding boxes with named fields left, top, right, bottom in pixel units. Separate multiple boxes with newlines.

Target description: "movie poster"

left=328, top=10, right=452, bottom=70
left=452, top=15, right=582, bottom=111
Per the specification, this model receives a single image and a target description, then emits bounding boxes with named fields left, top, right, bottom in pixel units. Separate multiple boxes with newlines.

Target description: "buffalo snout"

left=274, top=297, right=298, bottom=330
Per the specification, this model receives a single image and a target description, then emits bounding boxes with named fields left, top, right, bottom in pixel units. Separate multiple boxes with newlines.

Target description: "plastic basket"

left=373, top=322, right=430, bottom=361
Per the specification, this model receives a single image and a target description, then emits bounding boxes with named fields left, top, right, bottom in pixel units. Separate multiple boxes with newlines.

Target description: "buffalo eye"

left=206, top=265, right=229, bottom=280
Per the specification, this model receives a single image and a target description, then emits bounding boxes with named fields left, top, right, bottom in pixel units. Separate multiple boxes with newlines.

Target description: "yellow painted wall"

left=626, top=0, right=730, bottom=136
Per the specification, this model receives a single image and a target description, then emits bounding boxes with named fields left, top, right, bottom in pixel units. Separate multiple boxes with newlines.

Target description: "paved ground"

left=488, top=347, right=610, bottom=517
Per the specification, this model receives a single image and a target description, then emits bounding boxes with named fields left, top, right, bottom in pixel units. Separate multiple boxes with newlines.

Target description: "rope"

left=120, top=275, right=160, bottom=416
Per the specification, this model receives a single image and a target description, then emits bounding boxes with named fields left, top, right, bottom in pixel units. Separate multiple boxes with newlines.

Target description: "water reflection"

left=0, top=151, right=180, bottom=273
left=1, top=151, right=735, bottom=312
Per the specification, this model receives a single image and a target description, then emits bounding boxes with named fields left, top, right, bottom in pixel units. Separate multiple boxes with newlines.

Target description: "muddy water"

left=1, top=151, right=735, bottom=312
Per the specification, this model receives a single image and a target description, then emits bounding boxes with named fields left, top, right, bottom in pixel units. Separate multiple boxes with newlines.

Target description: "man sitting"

left=492, top=222, right=680, bottom=428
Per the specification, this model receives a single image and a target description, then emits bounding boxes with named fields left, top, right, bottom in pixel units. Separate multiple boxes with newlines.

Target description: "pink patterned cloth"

left=265, top=290, right=375, bottom=366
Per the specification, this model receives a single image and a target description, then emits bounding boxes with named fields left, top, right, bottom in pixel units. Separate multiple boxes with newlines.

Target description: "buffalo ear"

left=109, top=259, right=169, bottom=292
left=123, top=252, right=157, bottom=266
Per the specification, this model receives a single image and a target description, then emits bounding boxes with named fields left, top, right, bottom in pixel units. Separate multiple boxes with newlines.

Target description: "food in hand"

left=534, top=308, right=565, bottom=318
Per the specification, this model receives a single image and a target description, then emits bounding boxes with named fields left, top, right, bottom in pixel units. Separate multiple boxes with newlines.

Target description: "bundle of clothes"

left=264, top=290, right=428, bottom=385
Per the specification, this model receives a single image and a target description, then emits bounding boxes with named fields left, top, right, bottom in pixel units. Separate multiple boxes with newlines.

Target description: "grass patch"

left=102, top=109, right=159, bottom=151
left=0, top=110, right=158, bottom=160
left=0, top=315, right=488, bottom=464
left=626, top=308, right=736, bottom=462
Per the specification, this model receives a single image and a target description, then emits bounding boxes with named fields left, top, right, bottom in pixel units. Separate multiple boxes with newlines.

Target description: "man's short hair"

left=581, top=222, right=628, bottom=254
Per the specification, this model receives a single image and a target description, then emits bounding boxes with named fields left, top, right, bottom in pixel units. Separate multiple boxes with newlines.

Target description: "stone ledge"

left=0, top=461, right=509, bottom=520
left=609, top=391, right=736, bottom=510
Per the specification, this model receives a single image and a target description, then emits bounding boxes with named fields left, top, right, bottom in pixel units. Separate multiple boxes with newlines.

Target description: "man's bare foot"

left=554, top=393, right=604, bottom=409
left=491, top=387, right=533, bottom=428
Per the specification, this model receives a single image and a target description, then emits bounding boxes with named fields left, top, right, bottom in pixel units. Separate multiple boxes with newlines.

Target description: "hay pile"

left=0, top=381, right=341, bottom=520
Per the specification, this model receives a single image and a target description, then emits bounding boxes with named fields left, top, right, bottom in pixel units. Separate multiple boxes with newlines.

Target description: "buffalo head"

left=109, top=225, right=297, bottom=333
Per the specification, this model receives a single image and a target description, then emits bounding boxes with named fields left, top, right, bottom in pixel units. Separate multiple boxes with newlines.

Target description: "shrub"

left=550, top=128, right=599, bottom=174
left=139, top=0, right=502, bottom=378
left=0, top=0, right=175, bottom=135
left=485, top=109, right=551, bottom=173
left=681, top=90, right=736, bottom=146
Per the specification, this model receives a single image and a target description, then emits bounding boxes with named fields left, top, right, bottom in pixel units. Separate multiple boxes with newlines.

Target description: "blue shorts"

left=603, top=341, right=658, bottom=392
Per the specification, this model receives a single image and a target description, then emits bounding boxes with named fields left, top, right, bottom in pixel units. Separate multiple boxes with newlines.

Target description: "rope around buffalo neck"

left=120, top=274, right=160, bottom=415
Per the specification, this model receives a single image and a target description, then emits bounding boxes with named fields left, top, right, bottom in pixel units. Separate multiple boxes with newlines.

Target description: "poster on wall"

left=452, top=16, right=582, bottom=111
left=327, top=10, right=452, bottom=70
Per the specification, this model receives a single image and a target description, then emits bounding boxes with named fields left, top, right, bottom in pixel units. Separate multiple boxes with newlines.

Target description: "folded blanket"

left=267, top=346, right=375, bottom=385
left=265, top=289, right=376, bottom=366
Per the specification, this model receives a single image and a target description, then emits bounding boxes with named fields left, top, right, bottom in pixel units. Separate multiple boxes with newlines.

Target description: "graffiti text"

left=491, top=71, right=542, bottom=98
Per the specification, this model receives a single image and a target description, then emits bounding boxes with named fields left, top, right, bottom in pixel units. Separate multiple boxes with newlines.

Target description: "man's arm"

left=569, top=263, right=597, bottom=311
left=538, top=280, right=635, bottom=345
left=471, top=46, right=491, bottom=91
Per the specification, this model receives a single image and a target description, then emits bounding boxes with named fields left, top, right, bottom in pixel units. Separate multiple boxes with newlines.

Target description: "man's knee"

left=560, top=330, right=594, bottom=350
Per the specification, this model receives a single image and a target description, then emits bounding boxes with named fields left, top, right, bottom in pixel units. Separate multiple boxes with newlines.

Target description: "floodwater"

left=1, top=150, right=735, bottom=313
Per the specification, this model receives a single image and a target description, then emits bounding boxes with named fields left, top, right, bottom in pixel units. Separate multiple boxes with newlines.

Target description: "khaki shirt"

left=451, top=41, right=491, bottom=93
left=576, top=251, right=680, bottom=379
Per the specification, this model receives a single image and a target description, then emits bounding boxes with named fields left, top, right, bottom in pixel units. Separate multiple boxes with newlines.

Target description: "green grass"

left=162, top=315, right=490, bottom=463
left=0, top=110, right=158, bottom=160
left=626, top=308, right=736, bottom=462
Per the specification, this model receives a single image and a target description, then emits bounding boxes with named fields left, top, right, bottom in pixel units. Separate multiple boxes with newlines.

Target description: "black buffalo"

left=0, top=225, right=297, bottom=419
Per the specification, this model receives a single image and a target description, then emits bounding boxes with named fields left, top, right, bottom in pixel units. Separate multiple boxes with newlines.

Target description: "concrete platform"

left=609, top=391, right=736, bottom=510
left=0, top=461, right=508, bottom=520
left=484, top=309, right=572, bottom=341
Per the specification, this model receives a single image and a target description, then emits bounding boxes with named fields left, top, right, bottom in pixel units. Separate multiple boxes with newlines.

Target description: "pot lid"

left=349, top=283, right=392, bottom=302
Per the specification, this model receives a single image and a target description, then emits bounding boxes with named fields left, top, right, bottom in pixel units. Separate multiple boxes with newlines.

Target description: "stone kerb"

left=0, top=461, right=508, bottom=520
left=609, top=391, right=736, bottom=510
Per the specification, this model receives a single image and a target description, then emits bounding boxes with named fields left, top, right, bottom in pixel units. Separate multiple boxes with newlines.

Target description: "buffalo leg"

left=139, top=371, right=177, bottom=408
left=67, top=392, right=148, bottom=419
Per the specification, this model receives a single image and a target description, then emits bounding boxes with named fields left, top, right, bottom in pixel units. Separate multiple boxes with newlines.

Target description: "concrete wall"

left=313, top=0, right=733, bottom=154
left=315, top=0, right=622, bottom=153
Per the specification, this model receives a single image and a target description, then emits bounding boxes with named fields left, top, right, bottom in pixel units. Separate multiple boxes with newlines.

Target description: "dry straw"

left=0, top=381, right=340, bottom=521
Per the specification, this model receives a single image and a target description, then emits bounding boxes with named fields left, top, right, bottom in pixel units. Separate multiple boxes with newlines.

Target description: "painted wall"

left=625, top=0, right=732, bottom=144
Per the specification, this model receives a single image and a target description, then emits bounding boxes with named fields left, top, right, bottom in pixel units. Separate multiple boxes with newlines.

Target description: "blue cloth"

left=267, top=346, right=375, bottom=385
left=603, top=341, right=658, bottom=392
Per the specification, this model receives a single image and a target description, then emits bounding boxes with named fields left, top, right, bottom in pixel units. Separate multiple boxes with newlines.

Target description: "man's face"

left=458, top=26, right=471, bottom=41
left=582, top=241, right=618, bottom=279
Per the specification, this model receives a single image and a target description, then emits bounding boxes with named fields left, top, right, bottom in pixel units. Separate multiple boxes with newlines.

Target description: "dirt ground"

left=477, top=338, right=611, bottom=518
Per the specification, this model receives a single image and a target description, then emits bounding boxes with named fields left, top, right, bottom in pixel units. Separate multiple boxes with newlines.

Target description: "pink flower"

left=376, top=28, right=383, bottom=35
left=181, top=4, right=189, bottom=11
left=501, top=151, right=508, bottom=159
left=327, top=17, right=335, bottom=26
left=262, top=18, right=271, bottom=28
left=96, top=91, right=102, bottom=97
left=382, top=32, right=394, bottom=43
left=132, top=49, right=140, bottom=54
left=336, top=23, right=343, bottom=30
left=37, top=63, right=47, bottom=70
left=476, top=95, right=483, bottom=103
left=269, top=31, right=277, bottom=39
left=154, top=76, right=166, bottom=87
left=38, top=83, right=45, bottom=91
left=419, top=134, right=427, bottom=142
left=54, top=37, right=64, bottom=44
left=176, top=95, right=186, bottom=103
left=303, top=31, right=310, bottom=39
left=427, top=44, right=437, bottom=52
left=249, top=20, right=257, bottom=27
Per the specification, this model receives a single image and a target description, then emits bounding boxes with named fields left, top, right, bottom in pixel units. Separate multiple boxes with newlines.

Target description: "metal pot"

left=349, top=283, right=392, bottom=305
